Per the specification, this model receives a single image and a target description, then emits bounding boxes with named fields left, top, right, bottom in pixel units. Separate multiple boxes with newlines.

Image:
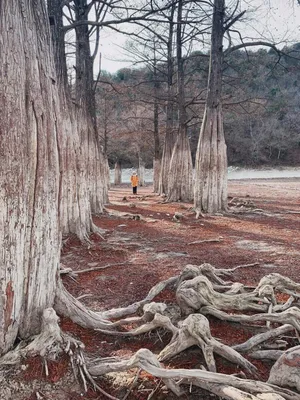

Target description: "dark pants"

left=133, top=186, right=137, bottom=194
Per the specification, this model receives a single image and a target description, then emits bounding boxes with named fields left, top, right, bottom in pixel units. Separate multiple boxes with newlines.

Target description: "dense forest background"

left=96, top=43, right=300, bottom=168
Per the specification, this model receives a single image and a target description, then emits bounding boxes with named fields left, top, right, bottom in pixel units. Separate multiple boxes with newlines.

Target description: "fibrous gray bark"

left=167, top=134, right=194, bottom=202
left=158, top=2, right=176, bottom=196
left=0, top=0, right=61, bottom=352
left=73, top=0, right=109, bottom=214
left=194, top=0, right=228, bottom=214
left=166, top=0, right=193, bottom=202
left=48, top=0, right=104, bottom=240
left=268, top=346, right=300, bottom=392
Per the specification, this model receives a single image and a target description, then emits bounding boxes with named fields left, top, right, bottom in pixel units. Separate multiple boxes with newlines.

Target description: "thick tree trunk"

left=194, top=108, right=227, bottom=213
left=48, top=0, right=93, bottom=240
left=166, top=0, right=193, bottom=202
left=114, top=161, right=122, bottom=185
left=0, top=0, right=60, bottom=353
left=194, top=0, right=227, bottom=214
left=58, top=104, right=94, bottom=238
left=167, top=135, right=194, bottom=202
left=159, top=118, right=175, bottom=195
left=74, top=0, right=109, bottom=214
left=158, top=3, right=176, bottom=195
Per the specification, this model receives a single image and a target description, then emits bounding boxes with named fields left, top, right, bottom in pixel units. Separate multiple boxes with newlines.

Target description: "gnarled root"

left=233, top=325, right=294, bottom=353
left=217, top=262, right=260, bottom=276
left=0, top=308, right=76, bottom=366
left=103, top=302, right=170, bottom=329
left=249, top=350, right=284, bottom=361
left=201, top=306, right=300, bottom=333
left=96, top=302, right=180, bottom=338
left=158, top=314, right=257, bottom=376
left=96, top=312, right=178, bottom=338
left=54, top=279, right=114, bottom=330
left=55, top=277, right=176, bottom=329
left=55, top=275, right=178, bottom=333
left=0, top=308, right=117, bottom=400
left=255, top=274, right=300, bottom=298
left=176, top=275, right=268, bottom=315
left=88, top=348, right=183, bottom=397
left=88, top=348, right=298, bottom=400
left=100, top=276, right=177, bottom=320
left=177, top=263, right=232, bottom=287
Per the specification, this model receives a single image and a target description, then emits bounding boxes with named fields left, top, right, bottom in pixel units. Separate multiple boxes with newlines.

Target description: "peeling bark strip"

left=0, top=0, right=60, bottom=353
left=4, top=282, right=14, bottom=330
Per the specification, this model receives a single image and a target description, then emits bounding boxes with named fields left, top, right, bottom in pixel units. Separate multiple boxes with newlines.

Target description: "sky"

left=97, top=0, right=300, bottom=73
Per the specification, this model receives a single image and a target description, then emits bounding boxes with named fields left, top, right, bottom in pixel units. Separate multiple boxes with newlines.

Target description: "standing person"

left=130, top=171, right=139, bottom=195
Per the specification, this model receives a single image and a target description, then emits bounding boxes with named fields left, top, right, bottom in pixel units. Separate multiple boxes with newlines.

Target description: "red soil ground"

left=20, top=179, right=300, bottom=399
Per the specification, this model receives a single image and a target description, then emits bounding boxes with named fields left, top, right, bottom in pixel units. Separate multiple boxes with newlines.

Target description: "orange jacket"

left=131, top=175, right=139, bottom=187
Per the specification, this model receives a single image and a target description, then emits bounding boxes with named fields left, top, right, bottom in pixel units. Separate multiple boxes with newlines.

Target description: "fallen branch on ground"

left=188, top=238, right=223, bottom=245
left=218, top=262, right=260, bottom=275
left=72, top=262, right=131, bottom=275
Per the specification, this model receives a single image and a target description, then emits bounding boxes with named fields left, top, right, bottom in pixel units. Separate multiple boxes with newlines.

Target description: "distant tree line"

left=97, top=43, right=300, bottom=168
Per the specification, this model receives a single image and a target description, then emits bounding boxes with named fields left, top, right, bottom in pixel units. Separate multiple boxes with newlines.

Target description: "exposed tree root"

left=0, top=308, right=77, bottom=366
left=13, top=265, right=300, bottom=399
left=95, top=303, right=180, bottom=339
left=54, top=279, right=115, bottom=329
left=201, top=306, right=300, bottom=333
left=94, top=310, right=257, bottom=376
left=97, top=313, right=178, bottom=337
left=0, top=308, right=118, bottom=400
left=256, top=274, right=300, bottom=297
left=55, top=276, right=177, bottom=327
left=218, top=262, right=260, bottom=275
left=91, top=222, right=106, bottom=240
left=195, top=209, right=205, bottom=219
left=228, top=197, right=256, bottom=209
left=88, top=348, right=183, bottom=397
left=99, top=276, right=177, bottom=320
left=158, top=314, right=258, bottom=376
left=233, top=325, right=295, bottom=353
left=249, top=350, right=284, bottom=360
left=177, top=263, right=232, bottom=286
left=88, top=348, right=299, bottom=400
left=176, top=275, right=269, bottom=315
